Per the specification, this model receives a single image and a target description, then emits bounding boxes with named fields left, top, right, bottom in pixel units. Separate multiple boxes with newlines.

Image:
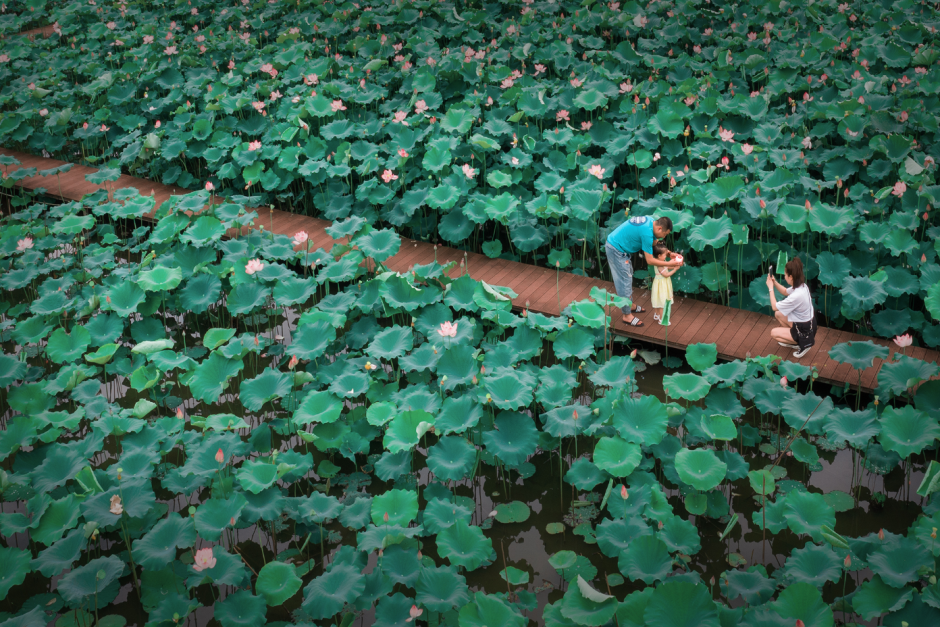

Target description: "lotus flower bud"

left=878, top=528, right=885, bottom=540
left=384, top=512, right=389, bottom=522
left=620, top=485, right=628, bottom=499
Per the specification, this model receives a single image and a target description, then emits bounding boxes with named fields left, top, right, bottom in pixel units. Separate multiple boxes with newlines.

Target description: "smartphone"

left=768, top=265, right=773, bottom=276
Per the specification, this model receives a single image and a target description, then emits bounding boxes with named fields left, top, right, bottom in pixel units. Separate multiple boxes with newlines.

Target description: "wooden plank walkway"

left=3, top=147, right=937, bottom=391
left=2, top=24, right=55, bottom=40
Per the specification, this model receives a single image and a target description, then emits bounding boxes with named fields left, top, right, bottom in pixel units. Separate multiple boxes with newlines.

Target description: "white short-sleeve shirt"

left=777, top=284, right=814, bottom=323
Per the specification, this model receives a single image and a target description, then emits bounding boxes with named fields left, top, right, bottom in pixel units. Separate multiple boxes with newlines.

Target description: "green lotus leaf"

left=772, top=582, right=833, bottom=627
left=256, top=561, right=302, bottom=606
left=137, top=266, right=182, bottom=292
left=459, top=592, right=525, bottom=627
left=853, top=574, right=913, bottom=620
left=553, top=327, right=597, bottom=360
left=783, top=490, right=835, bottom=542
left=190, top=352, right=244, bottom=404
left=131, top=339, right=173, bottom=355
left=239, top=368, right=291, bottom=411
left=227, top=281, right=268, bottom=316
left=783, top=543, right=841, bottom=586
left=437, top=521, right=494, bottom=571
left=567, top=300, right=608, bottom=328
left=371, top=489, right=418, bottom=527
left=879, top=405, right=940, bottom=459
left=204, top=328, right=237, bottom=351
left=685, top=343, right=717, bottom=372
left=357, top=228, right=401, bottom=262
left=574, top=89, right=609, bottom=112
left=868, top=534, right=935, bottom=588
left=0, top=546, right=32, bottom=598
left=781, top=391, right=833, bottom=435
left=237, top=459, right=278, bottom=494
left=84, top=343, right=119, bottom=365
left=720, top=568, right=776, bottom=606
left=829, top=341, right=889, bottom=371
left=674, top=449, right=727, bottom=491
left=215, top=591, right=267, bottom=627
left=841, top=276, right=887, bottom=316
left=46, top=326, right=91, bottom=364
left=593, top=437, right=642, bottom=477
left=56, top=555, right=124, bottom=604
left=612, top=395, right=669, bottom=446
left=181, top=216, right=225, bottom=247
left=663, top=373, right=711, bottom=401
left=482, top=412, right=538, bottom=468
left=302, top=562, right=366, bottom=620
left=878, top=356, right=940, bottom=398
left=416, top=566, right=470, bottom=613
left=559, top=576, right=618, bottom=627
left=133, top=513, right=196, bottom=569
left=618, top=535, right=672, bottom=585
left=484, top=366, right=537, bottom=410
left=542, top=403, right=592, bottom=439
left=288, top=319, right=337, bottom=360
left=701, top=414, right=737, bottom=441
left=494, top=501, right=530, bottom=524
left=427, top=436, right=477, bottom=482
left=294, top=390, right=343, bottom=426
left=385, top=410, right=434, bottom=453
left=368, top=325, right=414, bottom=360
left=644, top=581, right=718, bottom=627
left=688, top=216, right=732, bottom=252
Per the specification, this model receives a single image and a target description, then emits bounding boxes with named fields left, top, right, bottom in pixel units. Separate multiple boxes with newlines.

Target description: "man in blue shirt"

left=605, top=215, right=682, bottom=327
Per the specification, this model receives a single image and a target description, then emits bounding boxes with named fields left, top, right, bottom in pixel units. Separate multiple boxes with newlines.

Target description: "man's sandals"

left=623, top=305, right=645, bottom=326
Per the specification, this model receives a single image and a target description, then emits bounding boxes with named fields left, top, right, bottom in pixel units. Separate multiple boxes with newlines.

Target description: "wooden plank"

left=6, top=145, right=938, bottom=392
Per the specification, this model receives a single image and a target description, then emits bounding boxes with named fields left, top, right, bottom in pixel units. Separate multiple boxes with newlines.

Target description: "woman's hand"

left=766, top=274, right=774, bottom=289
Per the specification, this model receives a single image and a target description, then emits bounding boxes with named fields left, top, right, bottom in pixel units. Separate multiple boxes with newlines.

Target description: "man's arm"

left=643, top=251, right=682, bottom=267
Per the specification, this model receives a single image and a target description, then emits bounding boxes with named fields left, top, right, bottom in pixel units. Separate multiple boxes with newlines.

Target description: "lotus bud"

left=384, top=512, right=389, bottom=522
left=177, top=406, right=184, bottom=419
left=472, top=375, right=478, bottom=385
left=216, top=448, right=225, bottom=464
left=109, top=495, right=123, bottom=515
left=572, top=410, right=579, bottom=421
left=932, top=527, right=937, bottom=539
left=795, top=622, right=805, bottom=627
left=620, top=485, right=628, bottom=499
left=230, top=517, right=235, bottom=526
left=844, top=555, right=851, bottom=567
left=878, top=528, right=885, bottom=540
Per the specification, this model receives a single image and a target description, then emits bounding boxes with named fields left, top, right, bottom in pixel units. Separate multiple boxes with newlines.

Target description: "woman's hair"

left=785, top=257, right=806, bottom=288
left=652, top=243, right=669, bottom=258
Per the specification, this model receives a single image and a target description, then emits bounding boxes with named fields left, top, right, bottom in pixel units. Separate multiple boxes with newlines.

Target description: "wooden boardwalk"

left=3, top=147, right=937, bottom=391
left=2, top=24, right=55, bottom=40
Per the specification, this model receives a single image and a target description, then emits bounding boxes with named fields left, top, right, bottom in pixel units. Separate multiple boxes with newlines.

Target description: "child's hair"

left=652, top=243, right=669, bottom=258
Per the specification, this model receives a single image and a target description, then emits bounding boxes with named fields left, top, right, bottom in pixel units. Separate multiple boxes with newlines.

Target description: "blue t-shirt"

left=607, top=216, right=654, bottom=255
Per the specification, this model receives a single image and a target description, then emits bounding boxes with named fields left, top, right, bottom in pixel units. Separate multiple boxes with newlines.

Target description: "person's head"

left=652, top=243, right=669, bottom=260
left=785, top=257, right=805, bottom=288
left=653, top=216, right=673, bottom=239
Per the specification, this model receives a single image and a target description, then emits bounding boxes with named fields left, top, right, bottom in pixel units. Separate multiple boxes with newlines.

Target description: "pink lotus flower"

left=288, top=355, right=299, bottom=370
left=406, top=605, right=423, bottom=623
left=304, top=74, right=319, bottom=86
left=741, top=143, right=754, bottom=155
left=570, top=77, right=582, bottom=88
left=486, top=96, right=493, bottom=106
left=331, top=100, right=346, bottom=112
left=205, top=181, right=214, bottom=192
left=719, top=127, right=735, bottom=142
left=110, top=495, right=123, bottom=515
left=143, top=35, right=154, bottom=44
left=899, top=111, right=909, bottom=122
left=245, top=259, right=264, bottom=275
left=293, top=231, right=308, bottom=246
left=704, top=28, right=713, bottom=36
left=780, top=376, right=788, bottom=387
left=0, top=54, right=8, bottom=63
left=215, top=448, right=225, bottom=464
left=534, top=63, right=546, bottom=75
left=393, top=110, right=409, bottom=125
left=100, top=124, right=109, bottom=132
left=251, top=101, right=265, bottom=112
left=437, top=321, right=458, bottom=337
left=838, top=2, right=849, bottom=12
left=747, top=32, right=757, bottom=41
left=165, top=45, right=177, bottom=55
left=894, top=333, right=913, bottom=348
left=398, top=149, right=409, bottom=158
left=581, top=121, right=592, bottom=131
left=193, top=547, right=217, bottom=572
left=155, top=120, right=161, bottom=128
left=801, top=137, right=812, bottom=150
left=16, top=237, right=33, bottom=252
left=511, top=157, right=520, bottom=165
left=619, top=81, right=633, bottom=94
left=248, top=140, right=262, bottom=151
left=414, top=100, right=428, bottom=114
left=693, top=45, right=702, bottom=54
left=588, top=164, right=605, bottom=179
left=106, top=21, right=116, bottom=30
left=500, top=77, right=514, bottom=89
left=462, top=164, right=477, bottom=179
left=892, top=181, right=907, bottom=197
left=39, top=108, right=48, bottom=117
left=620, top=485, right=628, bottom=499
left=381, top=169, right=398, bottom=183
left=915, top=67, right=928, bottom=75
left=556, top=109, right=570, bottom=121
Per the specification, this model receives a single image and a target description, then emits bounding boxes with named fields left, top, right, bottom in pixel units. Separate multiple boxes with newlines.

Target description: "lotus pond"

left=2, top=185, right=940, bottom=627
left=1, top=0, right=940, bottom=345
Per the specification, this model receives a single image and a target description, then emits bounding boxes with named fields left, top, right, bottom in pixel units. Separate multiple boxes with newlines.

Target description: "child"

left=650, top=243, right=679, bottom=324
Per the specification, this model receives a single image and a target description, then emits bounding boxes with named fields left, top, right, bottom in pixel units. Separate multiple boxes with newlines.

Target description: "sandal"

left=653, top=314, right=661, bottom=322
left=631, top=305, right=645, bottom=313
left=624, top=316, right=644, bottom=327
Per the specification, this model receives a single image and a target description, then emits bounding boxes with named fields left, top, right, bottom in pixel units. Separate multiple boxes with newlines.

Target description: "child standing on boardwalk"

left=651, top=243, right=679, bottom=324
